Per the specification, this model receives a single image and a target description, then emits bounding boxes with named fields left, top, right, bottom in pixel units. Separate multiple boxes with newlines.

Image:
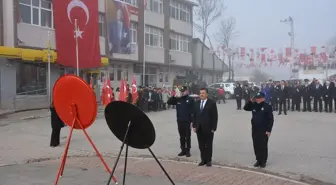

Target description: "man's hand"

left=193, top=128, right=197, bottom=133
left=266, top=131, right=271, bottom=137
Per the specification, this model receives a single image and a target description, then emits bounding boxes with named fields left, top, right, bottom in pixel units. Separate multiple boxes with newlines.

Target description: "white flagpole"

left=47, top=31, right=51, bottom=105
left=142, top=1, right=146, bottom=86
left=75, top=19, right=80, bottom=76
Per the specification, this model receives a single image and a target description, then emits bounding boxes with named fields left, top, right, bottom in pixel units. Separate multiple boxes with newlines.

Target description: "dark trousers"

left=287, top=98, right=290, bottom=110
left=291, top=97, right=301, bottom=111
left=244, top=98, right=249, bottom=105
left=278, top=99, right=287, bottom=114
left=217, top=95, right=225, bottom=104
left=303, top=97, right=311, bottom=111
left=177, top=121, right=191, bottom=151
left=236, top=98, right=242, bottom=109
left=271, top=99, right=278, bottom=111
left=252, top=128, right=268, bottom=164
left=50, top=127, right=61, bottom=147
left=324, top=98, right=332, bottom=112
left=313, top=97, right=323, bottom=112
left=196, top=128, right=214, bottom=162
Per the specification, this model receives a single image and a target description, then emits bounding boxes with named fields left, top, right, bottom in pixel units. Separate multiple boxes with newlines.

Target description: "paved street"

left=0, top=157, right=305, bottom=185
left=0, top=100, right=335, bottom=185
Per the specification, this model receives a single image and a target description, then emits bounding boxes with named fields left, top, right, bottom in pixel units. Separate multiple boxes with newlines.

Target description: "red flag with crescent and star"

left=53, top=0, right=101, bottom=68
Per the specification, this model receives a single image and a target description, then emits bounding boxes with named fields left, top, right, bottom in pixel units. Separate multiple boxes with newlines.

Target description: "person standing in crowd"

left=269, top=83, right=279, bottom=111
left=243, top=84, right=251, bottom=105
left=192, top=88, right=218, bottom=167
left=323, top=81, right=333, bottom=112
left=286, top=82, right=292, bottom=111
left=161, top=88, right=170, bottom=110
left=312, top=80, right=323, bottom=112
left=167, top=86, right=194, bottom=157
left=234, top=83, right=243, bottom=110
left=243, top=92, right=274, bottom=168
left=217, top=85, right=226, bottom=104
left=278, top=80, right=289, bottom=115
left=302, top=79, right=312, bottom=112
left=115, top=87, right=120, bottom=101
left=291, top=82, right=301, bottom=111
left=50, top=102, right=65, bottom=147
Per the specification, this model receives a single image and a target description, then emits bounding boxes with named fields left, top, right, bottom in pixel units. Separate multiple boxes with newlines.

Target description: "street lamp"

left=281, top=16, right=295, bottom=79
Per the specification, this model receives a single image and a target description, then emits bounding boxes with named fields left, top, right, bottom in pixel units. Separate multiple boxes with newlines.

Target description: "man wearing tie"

left=192, top=88, right=218, bottom=167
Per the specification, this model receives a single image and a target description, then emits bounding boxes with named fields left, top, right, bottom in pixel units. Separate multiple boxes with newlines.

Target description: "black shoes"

left=178, top=150, right=191, bottom=157
left=198, top=161, right=212, bottom=167
left=253, top=161, right=266, bottom=168
left=178, top=151, right=186, bottom=156
left=198, top=161, right=206, bottom=166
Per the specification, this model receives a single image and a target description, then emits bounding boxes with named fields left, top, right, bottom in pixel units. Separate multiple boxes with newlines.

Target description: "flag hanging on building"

left=53, top=0, right=101, bottom=68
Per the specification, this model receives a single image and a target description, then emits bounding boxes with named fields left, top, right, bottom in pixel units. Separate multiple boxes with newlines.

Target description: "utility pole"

left=281, top=16, right=294, bottom=79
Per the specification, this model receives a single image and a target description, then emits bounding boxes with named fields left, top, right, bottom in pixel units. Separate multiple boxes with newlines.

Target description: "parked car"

left=208, top=82, right=235, bottom=99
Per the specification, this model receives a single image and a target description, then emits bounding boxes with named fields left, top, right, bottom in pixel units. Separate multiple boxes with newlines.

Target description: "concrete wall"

left=3, top=0, right=15, bottom=47
left=191, top=39, right=224, bottom=71
left=0, top=58, right=16, bottom=109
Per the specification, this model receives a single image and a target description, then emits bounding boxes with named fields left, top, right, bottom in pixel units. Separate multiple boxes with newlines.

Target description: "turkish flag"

left=53, top=0, right=101, bottom=68
left=119, top=80, right=127, bottom=102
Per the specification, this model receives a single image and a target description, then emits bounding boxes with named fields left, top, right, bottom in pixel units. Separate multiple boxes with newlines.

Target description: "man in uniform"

left=167, top=86, right=194, bottom=157
left=302, top=79, right=312, bottom=112
left=243, top=92, right=274, bottom=168
left=278, top=80, right=289, bottom=115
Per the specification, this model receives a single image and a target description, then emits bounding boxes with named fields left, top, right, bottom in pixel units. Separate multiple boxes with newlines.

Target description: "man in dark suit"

left=192, top=88, right=218, bottom=167
left=277, top=80, right=289, bottom=115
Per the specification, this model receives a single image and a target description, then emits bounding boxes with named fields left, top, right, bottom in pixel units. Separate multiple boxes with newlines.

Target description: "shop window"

left=16, top=62, right=46, bottom=95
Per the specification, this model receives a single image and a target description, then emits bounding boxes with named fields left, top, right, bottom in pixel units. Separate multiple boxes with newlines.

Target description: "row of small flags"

left=91, top=74, right=138, bottom=107
left=213, top=46, right=335, bottom=68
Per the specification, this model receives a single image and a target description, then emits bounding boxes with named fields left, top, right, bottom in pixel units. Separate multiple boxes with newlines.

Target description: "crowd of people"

left=233, top=78, right=336, bottom=115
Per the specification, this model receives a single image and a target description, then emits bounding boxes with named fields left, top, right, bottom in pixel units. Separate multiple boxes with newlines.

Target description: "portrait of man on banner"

left=106, top=0, right=134, bottom=54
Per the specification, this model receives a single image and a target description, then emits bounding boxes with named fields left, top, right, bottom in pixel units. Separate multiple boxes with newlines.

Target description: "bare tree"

left=216, top=17, right=239, bottom=81
left=194, top=0, right=224, bottom=81
left=250, top=69, right=270, bottom=83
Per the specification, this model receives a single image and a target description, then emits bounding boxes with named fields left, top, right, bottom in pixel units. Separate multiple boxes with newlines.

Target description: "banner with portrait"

left=106, top=0, right=138, bottom=55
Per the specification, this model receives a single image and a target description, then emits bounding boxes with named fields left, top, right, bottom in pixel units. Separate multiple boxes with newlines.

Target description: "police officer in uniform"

left=243, top=92, right=274, bottom=168
left=167, top=86, right=194, bottom=157
left=302, top=79, right=312, bottom=112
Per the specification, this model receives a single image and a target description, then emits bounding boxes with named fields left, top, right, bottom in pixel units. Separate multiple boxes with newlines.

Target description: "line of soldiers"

left=234, top=79, right=336, bottom=114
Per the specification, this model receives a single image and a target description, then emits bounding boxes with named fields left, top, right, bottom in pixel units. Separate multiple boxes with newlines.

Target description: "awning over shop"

left=0, top=46, right=108, bottom=66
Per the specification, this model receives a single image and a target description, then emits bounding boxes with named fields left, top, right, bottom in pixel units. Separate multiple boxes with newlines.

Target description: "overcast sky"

left=195, top=0, right=336, bottom=50
left=193, top=0, right=335, bottom=79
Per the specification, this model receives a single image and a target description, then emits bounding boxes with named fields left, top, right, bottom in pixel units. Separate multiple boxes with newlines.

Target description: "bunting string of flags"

left=213, top=45, right=336, bottom=69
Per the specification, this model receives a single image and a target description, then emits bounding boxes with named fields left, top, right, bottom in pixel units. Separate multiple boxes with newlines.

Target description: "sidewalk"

left=0, top=156, right=307, bottom=185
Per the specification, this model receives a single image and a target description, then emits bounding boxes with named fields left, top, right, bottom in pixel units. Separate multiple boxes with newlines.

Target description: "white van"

left=208, top=82, right=235, bottom=99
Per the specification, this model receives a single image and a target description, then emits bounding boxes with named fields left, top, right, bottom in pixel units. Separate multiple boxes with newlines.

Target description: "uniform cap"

left=255, top=92, right=265, bottom=98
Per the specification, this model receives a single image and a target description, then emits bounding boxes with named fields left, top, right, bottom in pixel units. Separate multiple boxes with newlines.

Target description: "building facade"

left=0, top=0, right=224, bottom=110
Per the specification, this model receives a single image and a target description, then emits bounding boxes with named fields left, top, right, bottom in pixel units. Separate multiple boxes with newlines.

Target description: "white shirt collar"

left=201, top=99, right=207, bottom=105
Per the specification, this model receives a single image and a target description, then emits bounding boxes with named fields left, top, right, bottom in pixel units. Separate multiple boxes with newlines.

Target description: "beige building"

left=0, top=0, right=225, bottom=110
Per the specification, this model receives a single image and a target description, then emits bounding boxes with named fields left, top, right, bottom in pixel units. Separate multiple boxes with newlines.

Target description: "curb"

left=2, top=152, right=331, bottom=185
